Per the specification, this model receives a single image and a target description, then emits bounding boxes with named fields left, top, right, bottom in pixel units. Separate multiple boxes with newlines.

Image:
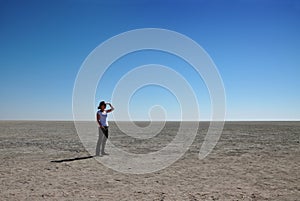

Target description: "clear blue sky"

left=0, top=0, right=299, bottom=120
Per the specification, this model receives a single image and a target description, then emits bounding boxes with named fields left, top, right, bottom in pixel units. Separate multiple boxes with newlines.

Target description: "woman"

left=96, top=101, right=114, bottom=156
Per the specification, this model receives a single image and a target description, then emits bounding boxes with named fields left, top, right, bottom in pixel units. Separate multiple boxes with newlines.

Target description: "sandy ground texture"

left=0, top=121, right=299, bottom=201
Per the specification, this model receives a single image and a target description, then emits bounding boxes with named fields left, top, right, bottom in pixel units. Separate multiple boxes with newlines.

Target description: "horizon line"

left=0, top=119, right=299, bottom=122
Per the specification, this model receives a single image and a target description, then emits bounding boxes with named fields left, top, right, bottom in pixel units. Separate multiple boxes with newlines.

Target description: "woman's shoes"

left=95, top=152, right=109, bottom=157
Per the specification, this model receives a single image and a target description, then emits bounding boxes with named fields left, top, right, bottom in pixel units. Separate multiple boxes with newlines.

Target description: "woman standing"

left=96, top=101, right=114, bottom=156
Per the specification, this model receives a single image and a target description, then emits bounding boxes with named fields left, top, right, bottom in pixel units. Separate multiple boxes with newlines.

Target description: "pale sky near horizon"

left=0, top=0, right=300, bottom=121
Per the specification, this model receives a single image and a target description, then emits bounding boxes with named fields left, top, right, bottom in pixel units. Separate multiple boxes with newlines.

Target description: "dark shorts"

left=100, top=126, right=109, bottom=138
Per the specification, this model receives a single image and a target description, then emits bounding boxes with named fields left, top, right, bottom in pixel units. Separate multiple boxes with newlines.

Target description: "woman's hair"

left=97, top=101, right=106, bottom=109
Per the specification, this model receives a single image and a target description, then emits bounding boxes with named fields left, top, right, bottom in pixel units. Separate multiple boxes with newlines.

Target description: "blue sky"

left=0, top=0, right=299, bottom=120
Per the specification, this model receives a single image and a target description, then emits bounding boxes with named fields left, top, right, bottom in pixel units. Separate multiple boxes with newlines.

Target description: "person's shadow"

left=51, top=155, right=94, bottom=163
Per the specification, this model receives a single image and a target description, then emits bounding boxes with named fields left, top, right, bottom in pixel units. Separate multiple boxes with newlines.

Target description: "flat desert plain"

left=0, top=121, right=299, bottom=200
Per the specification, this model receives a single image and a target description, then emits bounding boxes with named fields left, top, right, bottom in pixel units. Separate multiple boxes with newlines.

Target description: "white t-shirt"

left=97, top=110, right=108, bottom=127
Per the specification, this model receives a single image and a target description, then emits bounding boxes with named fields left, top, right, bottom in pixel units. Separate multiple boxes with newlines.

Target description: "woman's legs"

left=101, top=126, right=109, bottom=155
left=95, top=127, right=103, bottom=156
